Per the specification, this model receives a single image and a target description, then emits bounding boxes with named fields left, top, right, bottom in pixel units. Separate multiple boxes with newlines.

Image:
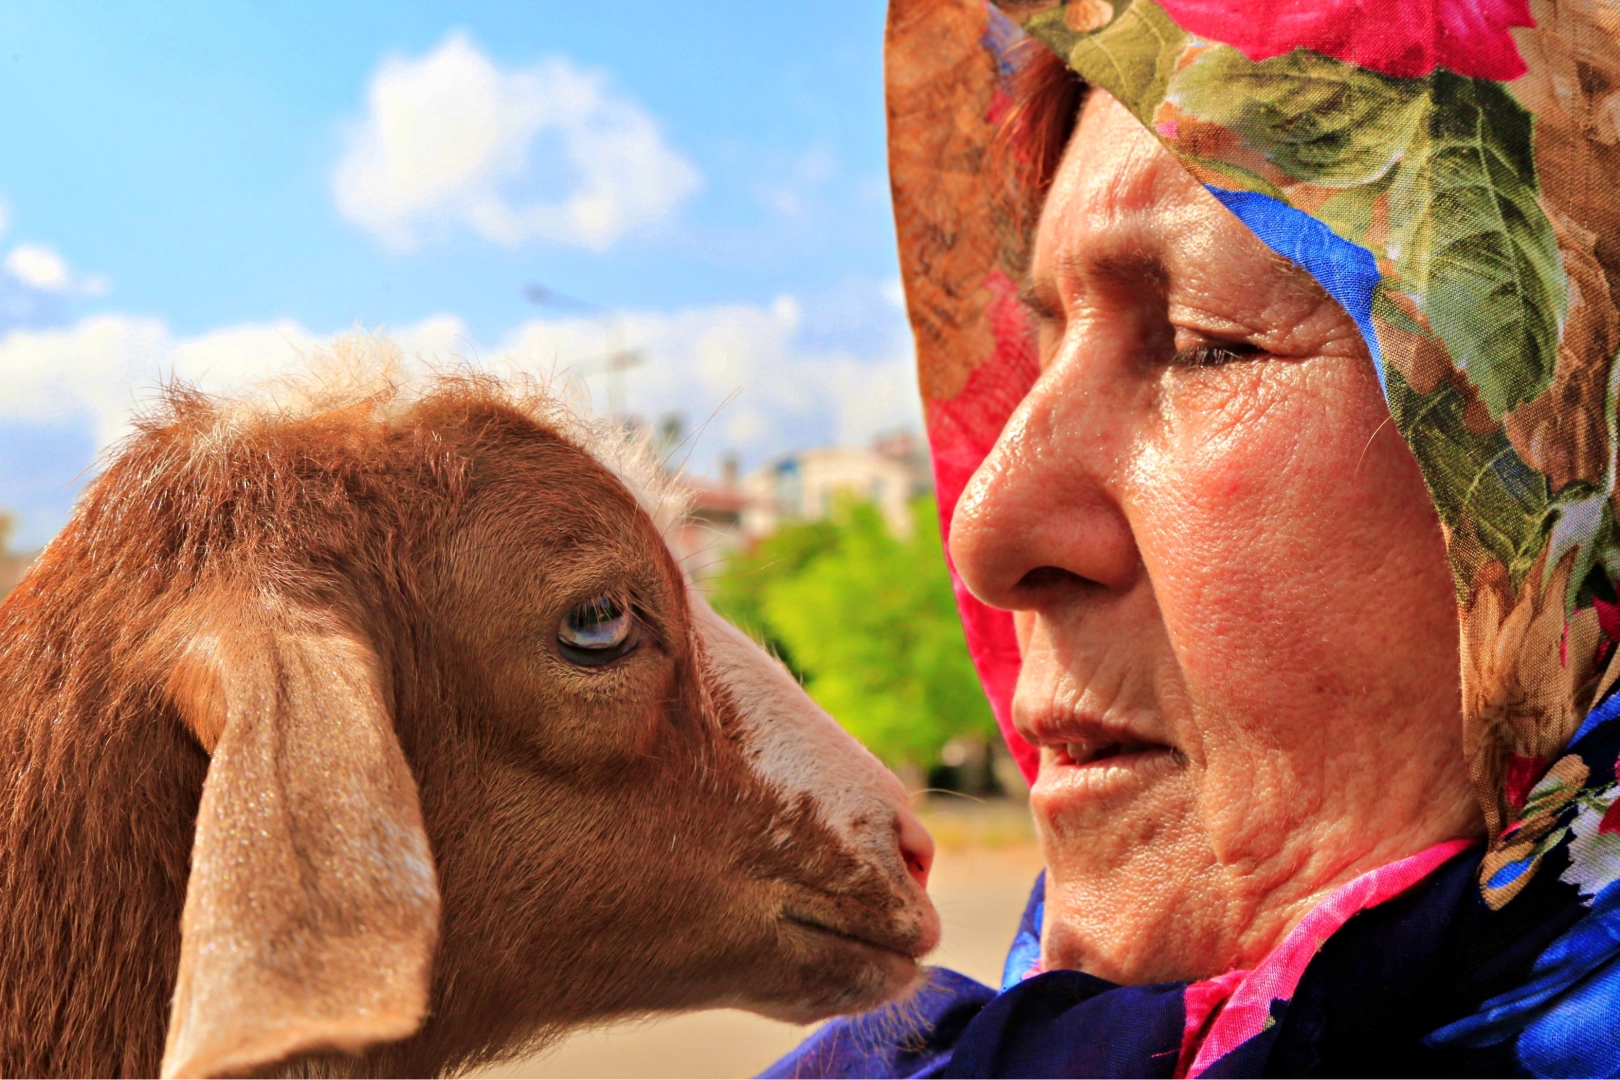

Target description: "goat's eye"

left=558, top=595, right=634, bottom=666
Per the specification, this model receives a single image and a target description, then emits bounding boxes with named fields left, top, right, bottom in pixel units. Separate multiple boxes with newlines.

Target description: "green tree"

left=715, top=496, right=995, bottom=771
left=708, top=515, right=840, bottom=678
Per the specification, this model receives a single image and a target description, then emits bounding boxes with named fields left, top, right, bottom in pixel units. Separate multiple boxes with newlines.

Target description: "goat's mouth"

left=736, top=913, right=925, bottom=1024
left=781, top=913, right=929, bottom=964
left=744, top=894, right=938, bottom=1022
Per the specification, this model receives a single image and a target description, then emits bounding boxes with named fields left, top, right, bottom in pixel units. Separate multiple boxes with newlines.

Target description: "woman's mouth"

left=1029, top=719, right=1183, bottom=805
left=1057, top=738, right=1171, bottom=767
left=1019, top=707, right=1184, bottom=804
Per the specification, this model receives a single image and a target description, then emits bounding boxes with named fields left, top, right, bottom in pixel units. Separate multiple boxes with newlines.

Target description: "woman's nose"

left=948, top=370, right=1140, bottom=611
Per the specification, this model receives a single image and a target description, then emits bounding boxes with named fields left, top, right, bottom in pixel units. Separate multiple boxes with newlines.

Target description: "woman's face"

left=950, top=90, right=1484, bottom=984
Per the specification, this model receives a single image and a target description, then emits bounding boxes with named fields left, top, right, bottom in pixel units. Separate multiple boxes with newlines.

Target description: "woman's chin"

left=1029, top=744, right=1194, bottom=958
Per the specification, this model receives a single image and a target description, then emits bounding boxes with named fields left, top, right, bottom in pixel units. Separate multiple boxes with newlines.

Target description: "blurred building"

left=667, top=455, right=751, bottom=586
left=0, top=513, right=38, bottom=600
left=656, top=419, right=934, bottom=583
left=870, top=429, right=934, bottom=497
left=741, top=432, right=933, bottom=539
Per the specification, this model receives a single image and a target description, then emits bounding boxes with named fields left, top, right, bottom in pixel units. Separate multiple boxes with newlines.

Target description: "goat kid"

left=0, top=359, right=939, bottom=1078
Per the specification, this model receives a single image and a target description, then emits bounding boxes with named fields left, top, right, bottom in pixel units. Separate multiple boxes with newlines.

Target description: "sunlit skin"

left=949, top=90, right=1484, bottom=985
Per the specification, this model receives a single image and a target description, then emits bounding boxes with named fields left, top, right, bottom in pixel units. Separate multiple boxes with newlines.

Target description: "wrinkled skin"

left=950, top=90, right=1483, bottom=985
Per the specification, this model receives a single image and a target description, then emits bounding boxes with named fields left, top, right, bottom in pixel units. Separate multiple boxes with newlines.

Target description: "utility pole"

left=524, top=282, right=646, bottom=418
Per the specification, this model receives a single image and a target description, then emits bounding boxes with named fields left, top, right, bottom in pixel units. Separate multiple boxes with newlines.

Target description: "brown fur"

left=0, top=360, right=927, bottom=1077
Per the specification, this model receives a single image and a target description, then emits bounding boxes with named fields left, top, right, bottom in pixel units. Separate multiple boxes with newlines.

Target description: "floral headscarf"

left=892, top=0, right=1620, bottom=867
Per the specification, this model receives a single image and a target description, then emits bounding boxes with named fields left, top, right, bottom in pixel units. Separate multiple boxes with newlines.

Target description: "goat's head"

left=117, top=364, right=938, bottom=1078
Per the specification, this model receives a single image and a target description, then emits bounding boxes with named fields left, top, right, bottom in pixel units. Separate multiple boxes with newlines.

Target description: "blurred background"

left=0, top=3, right=1041, bottom=1075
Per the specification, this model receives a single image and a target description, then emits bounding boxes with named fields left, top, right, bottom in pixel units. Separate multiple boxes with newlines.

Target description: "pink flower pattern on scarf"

left=1180, top=839, right=1478, bottom=1076
left=1157, top=0, right=1533, bottom=80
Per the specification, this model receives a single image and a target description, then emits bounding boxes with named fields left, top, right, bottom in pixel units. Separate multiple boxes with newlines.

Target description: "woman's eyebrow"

left=1020, top=249, right=1166, bottom=319
left=1072, top=250, right=1166, bottom=291
left=1043, top=252, right=1166, bottom=300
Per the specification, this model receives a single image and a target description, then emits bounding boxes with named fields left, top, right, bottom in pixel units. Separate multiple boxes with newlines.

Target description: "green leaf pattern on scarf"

left=1174, top=48, right=1566, bottom=420
left=1388, top=73, right=1565, bottom=419
left=1174, top=48, right=1429, bottom=187
left=1023, top=0, right=1186, bottom=123
left=1386, top=366, right=1553, bottom=591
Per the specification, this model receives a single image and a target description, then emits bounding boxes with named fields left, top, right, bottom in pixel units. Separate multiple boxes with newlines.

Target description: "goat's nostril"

left=904, top=847, right=930, bottom=889
left=896, top=811, right=934, bottom=890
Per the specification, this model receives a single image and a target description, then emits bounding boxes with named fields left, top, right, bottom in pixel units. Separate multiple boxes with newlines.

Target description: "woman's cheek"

left=1138, top=363, right=1388, bottom=731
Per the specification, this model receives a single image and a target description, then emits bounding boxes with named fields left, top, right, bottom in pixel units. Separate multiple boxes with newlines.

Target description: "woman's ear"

left=158, top=604, right=439, bottom=1080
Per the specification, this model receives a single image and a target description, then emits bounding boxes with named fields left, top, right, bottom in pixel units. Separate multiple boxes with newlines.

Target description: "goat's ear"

left=159, top=611, right=439, bottom=1080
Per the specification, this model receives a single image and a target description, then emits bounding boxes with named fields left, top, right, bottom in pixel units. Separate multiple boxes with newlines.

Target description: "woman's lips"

left=1056, top=737, right=1169, bottom=767
left=1022, top=715, right=1182, bottom=803
left=1021, top=711, right=1175, bottom=765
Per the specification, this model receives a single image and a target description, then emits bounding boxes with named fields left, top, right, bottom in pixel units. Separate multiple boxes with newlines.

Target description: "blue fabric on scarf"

left=998, top=870, right=1043, bottom=991
left=1205, top=187, right=1385, bottom=384
left=757, top=969, right=994, bottom=1079
left=940, top=971, right=1183, bottom=1078
left=1427, top=685, right=1620, bottom=1077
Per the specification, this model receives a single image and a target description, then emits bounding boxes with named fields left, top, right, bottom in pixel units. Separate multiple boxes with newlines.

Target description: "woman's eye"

left=558, top=595, right=634, bottom=666
left=1171, top=341, right=1262, bottom=367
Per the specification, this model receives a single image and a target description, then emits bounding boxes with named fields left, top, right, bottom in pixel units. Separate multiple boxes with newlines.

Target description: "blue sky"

left=0, top=1, right=918, bottom=547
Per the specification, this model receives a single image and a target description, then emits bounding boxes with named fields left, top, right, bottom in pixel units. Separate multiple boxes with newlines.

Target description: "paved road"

left=479, top=814, right=1044, bottom=1079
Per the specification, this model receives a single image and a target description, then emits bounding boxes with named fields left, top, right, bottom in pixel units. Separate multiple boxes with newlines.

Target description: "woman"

left=768, top=1, right=1620, bottom=1076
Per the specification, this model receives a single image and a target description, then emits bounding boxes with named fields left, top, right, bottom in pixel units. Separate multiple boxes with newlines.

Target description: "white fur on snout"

left=689, top=592, right=916, bottom=874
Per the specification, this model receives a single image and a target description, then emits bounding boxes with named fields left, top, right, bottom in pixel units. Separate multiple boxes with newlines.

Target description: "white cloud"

left=0, top=286, right=920, bottom=538
left=0, top=316, right=312, bottom=450
left=6, top=245, right=71, bottom=291
left=494, top=291, right=920, bottom=470
left=334, top=32, right=700, bottom=252
left=1, top=243, right=111, bottom=304
left=0, top=314, right=479, bottom=451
